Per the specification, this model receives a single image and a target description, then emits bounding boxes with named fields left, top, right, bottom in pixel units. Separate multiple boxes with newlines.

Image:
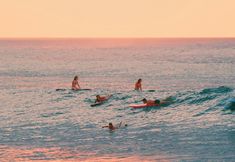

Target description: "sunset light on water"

left=0, top=1, right=235, bottom=161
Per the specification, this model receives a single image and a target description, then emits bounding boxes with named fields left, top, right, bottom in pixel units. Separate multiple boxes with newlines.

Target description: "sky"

left=0, top=0, right=235, bottom=38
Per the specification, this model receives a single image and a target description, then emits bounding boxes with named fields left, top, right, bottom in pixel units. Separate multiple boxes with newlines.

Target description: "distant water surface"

left=0, top=38, right=234, bottom=161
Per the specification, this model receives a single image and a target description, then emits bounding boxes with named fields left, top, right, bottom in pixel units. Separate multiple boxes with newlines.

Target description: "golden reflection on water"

left=0, top=145, right=170, bottom=162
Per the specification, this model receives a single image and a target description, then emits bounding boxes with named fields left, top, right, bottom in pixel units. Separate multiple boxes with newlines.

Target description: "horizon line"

left=1, top=36, right=235, bottom=40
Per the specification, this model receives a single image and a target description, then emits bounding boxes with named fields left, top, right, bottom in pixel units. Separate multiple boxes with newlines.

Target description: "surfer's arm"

left=118, top=122, right=122, bottom=128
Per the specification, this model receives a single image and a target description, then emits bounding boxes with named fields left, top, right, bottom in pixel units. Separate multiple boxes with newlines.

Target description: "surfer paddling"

left=142, top=97, right=172, bottom=106
left=95, top=95, right=112, bottom=103
left=90, top=95, right=112, bottom=107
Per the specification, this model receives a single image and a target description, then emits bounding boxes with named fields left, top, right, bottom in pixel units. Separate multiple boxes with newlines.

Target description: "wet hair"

left=96, top=95, right=100, bottom=98
left=74, top=76, right=78, bottom=80
left=142, top=98, right=147, bottom=102
left=155, top=99, right=160, bottom=104
left=109, top=123, right=113, bottom=126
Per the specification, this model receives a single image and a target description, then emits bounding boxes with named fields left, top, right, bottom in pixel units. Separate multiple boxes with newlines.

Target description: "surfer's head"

left=142, top=98, right=147, bottom=103
left=137, top=79, right=142, bottom=83
left=74, top=76, right=78, bottom=80
left=108, top=123, right=114, bottom=129
left=155, top=99, right=160, bottom=104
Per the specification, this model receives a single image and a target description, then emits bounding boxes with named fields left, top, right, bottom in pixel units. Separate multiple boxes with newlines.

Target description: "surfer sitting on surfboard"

left=135, top=78, right=142, bottom=91
left=72, top=76, right=81, bottom=90
left=102, top=122, right=127, bottom=131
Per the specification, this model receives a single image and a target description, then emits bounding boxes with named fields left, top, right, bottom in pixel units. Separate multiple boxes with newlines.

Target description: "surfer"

left=72, top=76, right=81, bottom=90
left=102, top=122, right=127, bottom=131
left=135, top=78, right=142, bottom=91
left=95, top=95, right=112, bottom=103
left=142, top=97, right=172, bottom=106
left=90, top=95, right=112, bottom=107
left=142, top=98, right=160, bottom=106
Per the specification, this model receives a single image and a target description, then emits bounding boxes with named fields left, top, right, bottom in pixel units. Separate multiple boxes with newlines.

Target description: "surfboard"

left=129, top=104, right=158, bottom=109
left=73, top=89, right=91, bottom=91
left=56, top=88, right=66, bottom=91
left=56, top=88, right=91, bottom=91
left=146, top=90, right=155, bottom=92
left=91, top=101, right=105, bottom=107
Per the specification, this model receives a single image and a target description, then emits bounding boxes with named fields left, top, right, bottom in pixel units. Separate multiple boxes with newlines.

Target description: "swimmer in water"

left=102, top=122, right=127, bottom=131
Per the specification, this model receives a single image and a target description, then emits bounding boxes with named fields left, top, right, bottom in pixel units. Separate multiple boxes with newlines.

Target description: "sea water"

left=0, top=38, right=234, bottom=161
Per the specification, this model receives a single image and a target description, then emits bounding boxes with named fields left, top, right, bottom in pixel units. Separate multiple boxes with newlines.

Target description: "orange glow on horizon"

left=0, top=0, right=235, bottom=38
left=0, top=145, right=169, bottom=162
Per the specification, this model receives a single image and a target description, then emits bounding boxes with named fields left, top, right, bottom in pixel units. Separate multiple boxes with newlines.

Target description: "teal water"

left=0, top=38, right=235, bottom=161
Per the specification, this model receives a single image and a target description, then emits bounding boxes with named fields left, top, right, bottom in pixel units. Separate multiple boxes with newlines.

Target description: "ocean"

left=0, top=38, right=234, bottom=161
